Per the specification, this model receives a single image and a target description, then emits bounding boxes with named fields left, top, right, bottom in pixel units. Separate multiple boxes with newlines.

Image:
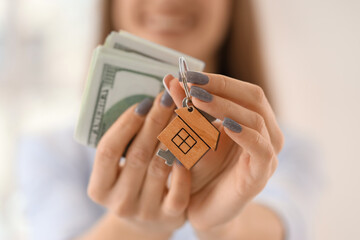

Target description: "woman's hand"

left=165, top=72, right=284, bottom=237
left=86, top=92, right=191, bottom=239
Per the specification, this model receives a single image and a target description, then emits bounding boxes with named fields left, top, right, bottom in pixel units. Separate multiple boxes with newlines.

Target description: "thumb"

left=163, top=74, right=186, bottom=109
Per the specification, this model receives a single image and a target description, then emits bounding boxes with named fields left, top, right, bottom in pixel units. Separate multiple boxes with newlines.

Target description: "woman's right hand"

left=86, top=91, right=191, bottom=239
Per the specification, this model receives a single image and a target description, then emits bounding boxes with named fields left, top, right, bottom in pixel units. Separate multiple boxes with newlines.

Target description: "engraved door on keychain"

left=157, top=57, right=220, bottom=170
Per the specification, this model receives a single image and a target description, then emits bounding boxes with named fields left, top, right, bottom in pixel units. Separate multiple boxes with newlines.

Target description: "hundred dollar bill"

left=105, top=31, right=205, bottom=70
left=74, top=31, right=205, bottom=147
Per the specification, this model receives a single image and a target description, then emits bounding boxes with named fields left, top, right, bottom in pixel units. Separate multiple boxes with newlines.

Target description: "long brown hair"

left=99, top=0, right=270, bottom=100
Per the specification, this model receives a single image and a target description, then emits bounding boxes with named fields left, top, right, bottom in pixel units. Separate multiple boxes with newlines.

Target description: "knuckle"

left=163, top=198, right=188, bottom=216
left=254, top=113, right=266, bottom=134
left=264, top=142, right=275, bottom=161
left=147, top=112, right=167, bottom=129
left=252, top=85, right=265, bottom=104
left=114, top=201, right=134, bottom=218
left=148, top=157, right=169, bottom=179
left=253, top=132, right=263, bottom=146
left=96, top=144, right=119, bottom=163
left=234, top=171, right=257, bottom=197
left=240, top=173, right=267, bottom=197
left=137, top=210, right=156, bottom=222
left=126, top=146, right=151, bottom=169
left=218, top=74, right=228, bottom=93
left=87, top=185, right=105, bottom=204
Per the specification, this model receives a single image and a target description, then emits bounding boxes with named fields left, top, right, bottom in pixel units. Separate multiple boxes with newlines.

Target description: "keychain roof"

left=157, top=57, right=220, bottom=170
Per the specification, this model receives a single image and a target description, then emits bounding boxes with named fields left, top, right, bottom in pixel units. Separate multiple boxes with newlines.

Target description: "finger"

left=111, top=92, right=175, bottom=210
left=88, top=104, right=145, bottom=203
left=189, top=88, right=271, bottom=141
left=163, top=74, right=185, bottom=109
left=170, top=73, right=284, bottom=153
left=138, top=151, right=172, bottom=219
left=198, top=73, right=283, bottom=153
left=189, top=72, right=263, bottom=108
left=222, top=118, right=275, bottom=179
left=162, top=162, right=191, bottom=217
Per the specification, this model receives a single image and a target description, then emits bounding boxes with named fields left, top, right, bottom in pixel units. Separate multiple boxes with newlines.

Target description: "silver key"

left=157, top=149, right=177, bottom=166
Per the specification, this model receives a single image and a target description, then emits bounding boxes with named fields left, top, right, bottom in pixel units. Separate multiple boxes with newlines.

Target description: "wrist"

left=194, top=216, right=237, bottom=240
left=195, top=202, right=284, bottom=240
left=110, top=213, right=173, bottom=240
left=193, top=200, right=250, bottom=240
left=77, top=212, right=173, bottom=240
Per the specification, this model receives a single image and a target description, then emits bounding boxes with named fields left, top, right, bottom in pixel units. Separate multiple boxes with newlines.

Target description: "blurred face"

left=112, top=0, right=232, bottom=62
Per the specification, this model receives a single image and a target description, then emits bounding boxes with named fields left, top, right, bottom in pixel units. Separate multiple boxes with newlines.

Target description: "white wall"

left=0, top=0, right=99, bottom=239
left=255, top=0, right=360, bottom=239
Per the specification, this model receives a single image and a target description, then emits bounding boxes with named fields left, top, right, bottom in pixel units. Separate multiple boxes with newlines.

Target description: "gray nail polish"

left=190, top=86, right=213, bottom=102
left=135, top=98, right=153, bottom=115
left=160, top=90, right=173, bottom=107
left=178, top=71, right=209, bottom=85
left=187, top=71, right=209, bottom=85
left=223, top=117, right=242, bottom=133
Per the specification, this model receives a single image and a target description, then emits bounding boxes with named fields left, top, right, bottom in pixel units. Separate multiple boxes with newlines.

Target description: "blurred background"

left=0, top=0, right=359, bottom=239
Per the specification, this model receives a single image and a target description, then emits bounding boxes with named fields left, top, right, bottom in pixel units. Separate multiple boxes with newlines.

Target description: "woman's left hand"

left=164, top=72, right=284, bottom=233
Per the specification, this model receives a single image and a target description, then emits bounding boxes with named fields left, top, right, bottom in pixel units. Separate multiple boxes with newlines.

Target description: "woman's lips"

left=144, top=14, right=193, bottom=34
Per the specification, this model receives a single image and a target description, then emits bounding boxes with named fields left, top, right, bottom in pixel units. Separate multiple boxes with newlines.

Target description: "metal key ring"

left=179, top=57, right=192, bottom=108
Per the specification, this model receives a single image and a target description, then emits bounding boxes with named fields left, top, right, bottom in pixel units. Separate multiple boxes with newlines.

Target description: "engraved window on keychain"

left=157, top=57, right=220, bottom=170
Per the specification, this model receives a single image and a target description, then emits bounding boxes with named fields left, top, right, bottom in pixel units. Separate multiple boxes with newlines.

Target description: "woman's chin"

left=143, top=27, right=187, bottom=40
left=142, top=30, right=190, bottom=51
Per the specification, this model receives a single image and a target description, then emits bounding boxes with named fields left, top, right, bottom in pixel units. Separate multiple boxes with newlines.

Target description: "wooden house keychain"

left=157, top=57, right=220, bottom=170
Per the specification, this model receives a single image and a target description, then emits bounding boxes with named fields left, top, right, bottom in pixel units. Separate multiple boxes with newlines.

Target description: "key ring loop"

left=179, top=57, right=192, bottom=108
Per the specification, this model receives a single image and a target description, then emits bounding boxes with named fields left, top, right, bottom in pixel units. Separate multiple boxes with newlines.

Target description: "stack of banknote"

left=74, top=31, right=205, bottom=147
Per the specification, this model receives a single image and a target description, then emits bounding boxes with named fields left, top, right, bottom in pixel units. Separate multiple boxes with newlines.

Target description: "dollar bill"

left=74, top=31, right=205, bottom=147
left=104, top=31, right=205, bottom=70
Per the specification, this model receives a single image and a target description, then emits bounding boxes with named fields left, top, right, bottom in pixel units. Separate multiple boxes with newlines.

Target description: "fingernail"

left=176, top=159, right=184, bottom=167
left=178, top=71, right=209, bottom=85
left=187, top=71, right=209, bottom=85
left=223, top=117, right=242, bottom=133
left=160, top=90, right=173, bottom=107
left=190, top=86, right=213, bottom=102
left=135, top=98, right=153, bottom=116
left=162, top=74, right=174, bottom=93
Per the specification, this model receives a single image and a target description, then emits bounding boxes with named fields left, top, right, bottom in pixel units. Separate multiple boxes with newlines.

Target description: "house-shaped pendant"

left=157, top=106, right=220, bottom=170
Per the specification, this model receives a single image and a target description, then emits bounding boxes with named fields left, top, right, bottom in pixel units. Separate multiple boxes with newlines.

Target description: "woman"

left=18, top=0, right=320, bottom=239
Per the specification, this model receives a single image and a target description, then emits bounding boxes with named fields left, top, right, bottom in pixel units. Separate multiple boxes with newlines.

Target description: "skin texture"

left=164, top=73, right=284, bottom=232
left=77, top=0, right=286, bottom=239
left=84, top=93, right=191, bottom=239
